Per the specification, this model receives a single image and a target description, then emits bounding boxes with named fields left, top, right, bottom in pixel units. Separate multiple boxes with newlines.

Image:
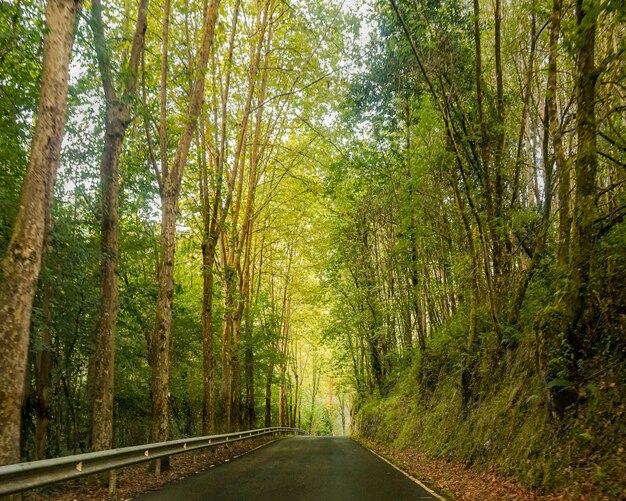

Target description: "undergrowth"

left=355, top=252, right=626, bottom=499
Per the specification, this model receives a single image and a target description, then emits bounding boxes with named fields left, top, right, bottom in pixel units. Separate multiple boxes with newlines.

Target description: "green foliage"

left=355, top=311, right=626, bottom=496
left=0, top=0, right=43, bottom=254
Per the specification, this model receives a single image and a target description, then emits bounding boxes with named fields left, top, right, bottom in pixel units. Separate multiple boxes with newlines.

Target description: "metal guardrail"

left=0, top=426, right=305, bottom=496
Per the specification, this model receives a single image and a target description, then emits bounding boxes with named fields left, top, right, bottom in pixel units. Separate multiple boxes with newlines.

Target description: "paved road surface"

left=136, top=436, right=440, bottom=500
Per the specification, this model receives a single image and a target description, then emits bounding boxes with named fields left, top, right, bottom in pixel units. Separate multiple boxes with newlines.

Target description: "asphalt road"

left=136, top=436, right=441, bottom=500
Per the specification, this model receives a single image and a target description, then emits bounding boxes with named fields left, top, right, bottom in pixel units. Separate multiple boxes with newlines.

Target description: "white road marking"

left=362, top=444, right=447, bottom=501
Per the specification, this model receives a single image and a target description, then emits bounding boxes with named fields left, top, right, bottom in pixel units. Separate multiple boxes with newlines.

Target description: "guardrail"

left=0, top=426, right=305, bottom=496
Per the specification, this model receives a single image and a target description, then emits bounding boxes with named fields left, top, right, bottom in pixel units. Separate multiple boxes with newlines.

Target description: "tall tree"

left=0, top=0, right=81, bottom=466
left=88, top=0, right=150, bottom=452
left=547, top=0, right=571, bottom=269
left=563, top=0, right=599, bottom=363
left=150, top=0, right=220, bottom=450
left=198, top=0, right=243, bottom=434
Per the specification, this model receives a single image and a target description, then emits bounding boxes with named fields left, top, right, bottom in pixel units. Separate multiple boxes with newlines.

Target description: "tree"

left=562, top=0, right=600, bottom=368
left=88, top=0, right=150, bottom=453
left=547, top=0, right=571, bottom=269
left=0, top=0, right=81, bottom=466
left=149, top=0, right=220, bottom=452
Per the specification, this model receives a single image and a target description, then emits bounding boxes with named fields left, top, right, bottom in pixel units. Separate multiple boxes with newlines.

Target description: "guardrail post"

left=108, top=470, right=117, bottom=495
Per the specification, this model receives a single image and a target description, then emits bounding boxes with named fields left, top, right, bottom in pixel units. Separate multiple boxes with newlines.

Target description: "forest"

left=0, top=0, right=624, bottom=498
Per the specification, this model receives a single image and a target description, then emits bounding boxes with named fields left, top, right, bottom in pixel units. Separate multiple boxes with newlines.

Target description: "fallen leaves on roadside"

left=358, top=437, right=613, bottom=501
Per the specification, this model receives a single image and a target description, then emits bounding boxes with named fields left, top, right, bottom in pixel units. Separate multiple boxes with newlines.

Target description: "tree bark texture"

left=219, top=263, right=236, bottom=431
left=264, top=361, right=273, bottom=427
left=150, top=0, right=220, bottom=444
left=547, top=0, right=572, bottom=269
left=198, top=0, right=242, bottom=437
left=0, top=0, right=80, bottom=467
left=151, top=186, right=178, bottom=443
left=244, top=293, right=255, bottom=428
left=90, top=128, right=123, bottom=451
left=35, top=283, right=53, bottom=460
left=89, top=0, right=149, bottom=452
left=201, top=238, right=216, bottom=434
left=564, top=0, right=598, bottom=355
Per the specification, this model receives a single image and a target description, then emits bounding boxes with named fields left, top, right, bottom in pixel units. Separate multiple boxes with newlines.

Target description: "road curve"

left=135, top=436, right=441, bottom=500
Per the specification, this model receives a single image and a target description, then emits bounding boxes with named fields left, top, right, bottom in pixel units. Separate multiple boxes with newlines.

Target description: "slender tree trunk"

left=244, top=292, right=255, bottom=428
left=278, top=378, right=287, bottom=427
left=492, top=0, right=505, bottom=290
left=220, top=262, right=235, bottom=431
left=292, top=373, right=299, bottom=428
left=198, top=123, right=216, bottom=436
left=158, top=0, right=170, bottom=176
left=150, top=0, right=220, bottom=449
left=410, top=241, right=425, bottom=351
left=264, top=360, right=273, bottom=427
left=90, top=127, right=123, bottom=451
left=308, top=359, right=319, bottom=434
left=89, top=0, right=149, bottom=453
left=278, top=297, right=290, bottom=427
left=151, top=0, right=171, bottom=445
left=471, top=0, right=501, bottom=336
left=151, top=185, right=178, bottom=445
left=201, top=239, right=216, bottom=434
left=563, top=0, right=598, bottom=359
left=230, top=293, right=242, bottom=431
left=0, top=0, right=80, bottom=467
left=547, top=0, right=571, bottom=269
left=35, top=283, right=53, bottom=460
left=472, top=0, right=489, bottom=183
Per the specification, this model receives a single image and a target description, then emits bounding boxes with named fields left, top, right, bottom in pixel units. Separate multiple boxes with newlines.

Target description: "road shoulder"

left=353, top=437, right=452, bottom=500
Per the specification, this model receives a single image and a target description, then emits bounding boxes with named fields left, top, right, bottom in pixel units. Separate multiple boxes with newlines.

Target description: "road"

left=136, top=436, right=442, bottom=500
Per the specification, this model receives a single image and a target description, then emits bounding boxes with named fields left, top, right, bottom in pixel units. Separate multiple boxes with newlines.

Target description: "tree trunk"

left=492, top=0, right=505, bottom=294
left=230, top=312, right=242, bottom=431
left=410, top=240, right=425, bottom=351
left=308, top=359, right=319, bottom=434
left=150, top=0, right=220, bottom=449
left=278, top=378, right=287, bottom=427
left=564, top=0, right=598, bottom=359
left=151, top=186, right=177, bottom=444
left=35, top=283, right=53, bottom=460
left=547, top=0, right=571, bottom=269
left=278, top=296, right=290, bottom=427
left=244, top=298, right=255, bottom=428
left=219, top=263, right=235, bottom=431
left=292, top=373, right=299, bottom=428
left=201, top=238, right=216, bottom=434
left=264, top=360, right=273, bottom=427
left=0, top=0, right=80, bottom=467
left=90, top=127, right=123, bottom=451
left=89, top=0, right=149, bottom=453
